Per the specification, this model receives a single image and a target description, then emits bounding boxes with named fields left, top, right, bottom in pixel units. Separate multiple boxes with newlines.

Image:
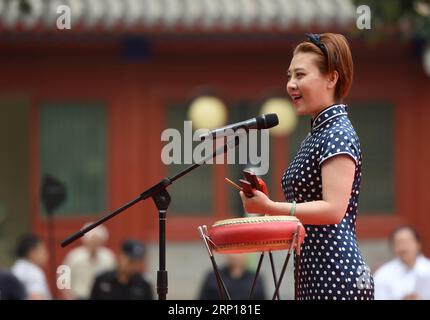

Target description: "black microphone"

left=199, top=113, right=279, bottom=140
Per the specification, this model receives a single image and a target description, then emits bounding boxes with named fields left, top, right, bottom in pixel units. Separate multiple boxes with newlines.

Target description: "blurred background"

left=0, top=0, right=429, bottom=299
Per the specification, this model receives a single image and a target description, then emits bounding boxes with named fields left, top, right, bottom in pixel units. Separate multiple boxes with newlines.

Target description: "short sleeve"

left=319, top=129, right=359, bottom=166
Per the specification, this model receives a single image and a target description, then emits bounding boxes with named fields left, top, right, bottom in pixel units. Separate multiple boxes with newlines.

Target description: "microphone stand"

left=61, top=136, right=241, bottom=300
left=46, top=208, right=57, bottom=299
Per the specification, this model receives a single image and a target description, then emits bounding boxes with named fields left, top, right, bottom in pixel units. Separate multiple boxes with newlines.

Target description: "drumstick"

left=224, top=178, right=243, bottom=191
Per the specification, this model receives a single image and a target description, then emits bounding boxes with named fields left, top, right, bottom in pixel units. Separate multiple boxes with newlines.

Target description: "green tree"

left=353, top=0, right=430, bottom=42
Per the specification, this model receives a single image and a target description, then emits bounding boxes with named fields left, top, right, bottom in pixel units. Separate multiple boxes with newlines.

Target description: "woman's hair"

left=15, top=234, right=42, bottom=259
left=294, top=33, right=353, bottom=102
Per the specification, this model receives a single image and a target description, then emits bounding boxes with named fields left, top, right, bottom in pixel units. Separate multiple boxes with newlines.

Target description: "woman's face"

left=287, top=52, right=335, bottom=118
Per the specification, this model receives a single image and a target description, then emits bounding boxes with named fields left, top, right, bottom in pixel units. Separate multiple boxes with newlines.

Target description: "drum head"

left=208, top=216, right=305, bottom=254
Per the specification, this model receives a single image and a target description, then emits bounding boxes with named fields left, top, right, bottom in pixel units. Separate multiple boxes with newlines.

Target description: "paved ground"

left=145, top=239, right=392, bottom=299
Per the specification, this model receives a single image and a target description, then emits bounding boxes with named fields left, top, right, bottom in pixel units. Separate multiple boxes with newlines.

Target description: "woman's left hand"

left=239, top=190, right=273, bottom=214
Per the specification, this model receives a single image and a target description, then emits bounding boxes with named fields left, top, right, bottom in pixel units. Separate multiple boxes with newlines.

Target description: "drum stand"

left=198, top=224, right=302, bottom=300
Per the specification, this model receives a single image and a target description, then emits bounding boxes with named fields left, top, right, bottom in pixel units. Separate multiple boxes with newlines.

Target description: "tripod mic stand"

left=61, top=136, right=241, bottom=300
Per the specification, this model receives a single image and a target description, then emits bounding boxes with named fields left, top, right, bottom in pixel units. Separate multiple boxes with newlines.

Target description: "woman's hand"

left=239, top=190, right=273, bottom=214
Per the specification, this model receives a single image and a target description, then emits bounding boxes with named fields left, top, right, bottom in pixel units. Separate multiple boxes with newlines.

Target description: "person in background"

left=198, top=254, right=266, bottom=300
left=0, top=269, right=26, bottom=300
left=11, top=234, right=51, bottom=299
left=62, top=224, right=116, bottom=299
left=374, top=225, right=430, bottom=300
left=90, top=239, right=153, bottom=300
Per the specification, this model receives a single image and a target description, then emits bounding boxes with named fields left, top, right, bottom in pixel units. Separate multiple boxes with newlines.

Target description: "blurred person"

left=0, top=269, right=26, bottom=300
left=374, top=225, right=430, bottom=300
left=198, top=254, right=266, bottom=300
left=240, top=33, right=374, bottom=300
left=11, top=234, right=51, bottom=299
left=62, top=223, right=116, bottom=300
left=90, top=239, right=153, bottom=300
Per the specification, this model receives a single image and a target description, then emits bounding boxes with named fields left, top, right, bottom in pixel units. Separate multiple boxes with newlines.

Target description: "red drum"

left=208, top=216, right=306, bottom=254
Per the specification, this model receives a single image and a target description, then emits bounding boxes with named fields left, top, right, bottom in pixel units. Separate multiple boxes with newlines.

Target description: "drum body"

left=208, top=216, right=306, bottom=254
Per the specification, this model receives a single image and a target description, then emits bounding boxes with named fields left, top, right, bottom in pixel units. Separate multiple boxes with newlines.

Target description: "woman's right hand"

left=239, top=190, right=273, bottom=214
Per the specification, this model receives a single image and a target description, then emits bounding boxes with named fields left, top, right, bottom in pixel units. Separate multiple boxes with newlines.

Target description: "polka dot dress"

left=282, top=104, right=374, bottom=300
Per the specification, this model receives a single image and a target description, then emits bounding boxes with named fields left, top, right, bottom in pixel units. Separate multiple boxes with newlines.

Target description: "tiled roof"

left=0, top=0, right=356, bottom=32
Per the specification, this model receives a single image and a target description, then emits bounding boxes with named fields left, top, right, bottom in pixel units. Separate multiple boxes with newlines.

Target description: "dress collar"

left=311, top=104, right=348, bottom=131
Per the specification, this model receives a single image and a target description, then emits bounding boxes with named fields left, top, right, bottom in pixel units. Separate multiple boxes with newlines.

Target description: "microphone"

left=199, top=113, right=279, bottom=139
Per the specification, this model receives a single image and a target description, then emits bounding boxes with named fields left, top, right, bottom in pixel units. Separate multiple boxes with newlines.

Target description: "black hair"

left=389, top=225, right=421, bottom=245
left=15, top=234, right=42, bottom=259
